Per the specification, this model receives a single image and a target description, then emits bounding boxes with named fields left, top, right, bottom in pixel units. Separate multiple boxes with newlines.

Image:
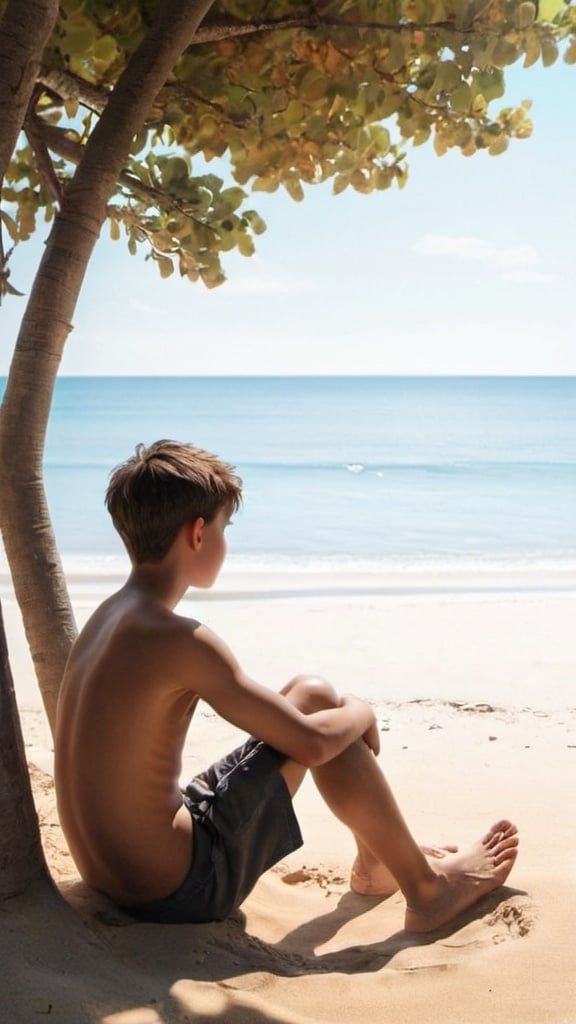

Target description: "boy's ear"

left=187, top=517, right=205, bottom=551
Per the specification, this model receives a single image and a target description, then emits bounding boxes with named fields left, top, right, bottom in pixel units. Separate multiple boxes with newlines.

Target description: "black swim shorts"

left=125, top=738, right=303, bottom=924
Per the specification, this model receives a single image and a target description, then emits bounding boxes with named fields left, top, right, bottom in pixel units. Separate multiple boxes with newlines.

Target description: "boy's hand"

left=362, top=715, right=381, bottom=757
left=342, top=695, right=380, bottom=757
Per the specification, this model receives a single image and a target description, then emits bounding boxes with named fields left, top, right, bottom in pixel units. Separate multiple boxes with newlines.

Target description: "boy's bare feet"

left=404, top=820, right=519, bottom=933
left=351, top=858, right=398, bottom=897
left=350, top=844, right=459, bottom=897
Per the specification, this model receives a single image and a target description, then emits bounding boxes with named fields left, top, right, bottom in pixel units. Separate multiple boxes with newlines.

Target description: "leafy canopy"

left=1, top=0, right=575, bottom=290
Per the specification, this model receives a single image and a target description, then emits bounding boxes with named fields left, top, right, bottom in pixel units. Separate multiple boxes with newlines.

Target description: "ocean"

left=7, top=375, right=576, bottom=572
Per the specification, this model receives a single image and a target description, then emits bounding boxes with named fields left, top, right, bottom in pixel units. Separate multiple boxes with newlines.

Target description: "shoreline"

left=2, top=557, right=576, bottom=603
left=5, top=562, right=575, bottom=715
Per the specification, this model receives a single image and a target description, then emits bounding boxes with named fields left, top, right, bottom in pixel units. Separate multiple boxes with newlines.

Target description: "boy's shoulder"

left=97, top=591, right=237, bottom=673
left=65, top=587, right=242, bottom=707
left=70, top=589, right=197, bottom=668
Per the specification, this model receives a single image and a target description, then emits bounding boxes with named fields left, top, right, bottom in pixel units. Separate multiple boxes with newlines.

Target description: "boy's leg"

left=279, top=677, right=402, bottom=896
left=281, top=675, right=440, bottom=891
left=280, top=676, right=518, bottom=933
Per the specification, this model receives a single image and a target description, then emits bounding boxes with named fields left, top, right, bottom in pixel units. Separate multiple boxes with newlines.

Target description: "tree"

left=0, top=0, right=574, bottom=735
left=0, top=604, right=46, bottom=896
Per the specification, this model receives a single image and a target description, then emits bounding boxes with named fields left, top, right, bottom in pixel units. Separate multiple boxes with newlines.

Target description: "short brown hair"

left=105, top=440, right=242, bottom=563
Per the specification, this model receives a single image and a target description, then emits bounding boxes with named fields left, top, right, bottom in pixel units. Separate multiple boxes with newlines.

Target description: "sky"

left=2, top=55, right=575, bottom=377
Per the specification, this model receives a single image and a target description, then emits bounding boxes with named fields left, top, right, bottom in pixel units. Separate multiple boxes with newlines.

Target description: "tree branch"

left=24, top=102, right=64, bottom=206
left=190, top=13, right=458, bottom=44
left=37, top=66, right=109, bottom=115
left=24, top=118, right=90, bottom=168
left=29, top=119, right=217, bottom=234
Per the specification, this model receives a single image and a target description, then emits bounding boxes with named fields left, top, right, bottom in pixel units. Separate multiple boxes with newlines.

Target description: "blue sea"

left=12, top=375, right=576, bottom=571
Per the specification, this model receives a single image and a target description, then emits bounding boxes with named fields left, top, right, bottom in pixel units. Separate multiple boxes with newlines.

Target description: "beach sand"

left=2, top=566, right=576, bottom=1023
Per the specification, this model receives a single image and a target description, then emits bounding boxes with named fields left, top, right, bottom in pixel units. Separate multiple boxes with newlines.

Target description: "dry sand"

left=2, top=567, right=576, bottom=1023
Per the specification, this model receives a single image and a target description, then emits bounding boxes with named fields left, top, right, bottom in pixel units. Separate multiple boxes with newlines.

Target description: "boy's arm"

left=182, top=624, right=378, bottom=767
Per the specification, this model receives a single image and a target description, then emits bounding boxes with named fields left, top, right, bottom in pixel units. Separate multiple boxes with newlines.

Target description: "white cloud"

left=221, top=273, right=315, bottom=296
left=413, top=234, right=558, bottom=284
left=413, top=235, right=493, bottom=262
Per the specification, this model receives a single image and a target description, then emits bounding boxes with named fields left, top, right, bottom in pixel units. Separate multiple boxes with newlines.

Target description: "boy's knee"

left=283, top=674, right=340, bottom=714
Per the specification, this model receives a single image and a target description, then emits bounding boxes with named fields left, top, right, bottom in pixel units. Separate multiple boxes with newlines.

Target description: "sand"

left=2, top=565, right=576, bottom=1023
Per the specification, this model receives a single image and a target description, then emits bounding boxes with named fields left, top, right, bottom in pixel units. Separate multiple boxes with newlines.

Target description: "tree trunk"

left=0, top=602, right=47, bottom=898
left=0, top=0, right=216, bottom=734
left=0, top=0, right=59, bottom=183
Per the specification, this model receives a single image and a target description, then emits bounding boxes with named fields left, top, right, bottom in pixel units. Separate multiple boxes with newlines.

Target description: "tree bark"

left=0, top=0, right=59, bottom=184
left=0, top=0, right=217, bottom=734
left=0, top=602, right=47, bottom=898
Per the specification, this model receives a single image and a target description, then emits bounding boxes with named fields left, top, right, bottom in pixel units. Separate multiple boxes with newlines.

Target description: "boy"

left=55, top=440, right=518, bottom=931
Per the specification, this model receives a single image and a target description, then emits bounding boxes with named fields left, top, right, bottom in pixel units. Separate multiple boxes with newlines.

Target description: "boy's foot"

left=350, top=844, right=459, bottom=897
left=351, top=859, right=398, bottom=897
left=404, top=820, right=519, bottom=933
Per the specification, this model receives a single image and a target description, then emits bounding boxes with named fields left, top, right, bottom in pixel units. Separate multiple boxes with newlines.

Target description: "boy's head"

left=105, top=440, right=242, bottom=564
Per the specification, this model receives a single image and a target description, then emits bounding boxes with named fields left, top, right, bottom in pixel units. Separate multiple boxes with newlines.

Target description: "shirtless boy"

left=55, top=440, right=518, bottom=931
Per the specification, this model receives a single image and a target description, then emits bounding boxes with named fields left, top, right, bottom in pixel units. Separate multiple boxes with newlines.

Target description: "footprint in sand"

left=437, top=894, right=536, bottom=952
left=279, top=865, right=347, bottom=893
left=486, top=899, right=535, bottom=942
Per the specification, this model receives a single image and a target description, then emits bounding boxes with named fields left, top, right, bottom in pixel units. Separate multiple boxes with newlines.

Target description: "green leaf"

left=63, top=25, right=98, bottom=56
left=252, top=176, right=279, bottom=194
left=299, top=70, right=328, bottom=104
left=0, top=210, right=19, bottom=243
left=160, top=157, right=190, bottom=192
left=92, top=34, right=119, bottom=71
left=18, top=199, right=37, bottom=240
left=488, top=135, right=509, bottom=156
left=285, top=99, right=304, bottom=126
left=368, top=125, right=391, bottom=155
left=412, top=127, right=431, bottom=147
left=283, top=177, right=304, bottom=202
left=492, top=39, right=521, bottom=66
left=373, top=166, right=393, bottom=189
left=199, top=265, right=226, bottom=289
left=305, top=116, right=329, bottom=143
left=523, top=34, right=541, bottom=67
left=242, top=210, right=266, bottom=234
left=378, top=90, right=404, bottom=119
left=451, top=82, right=472, bottom=113
left=64, top=98, right=79, bottom=119
left=538, top=0, right=567, bottom=22
left=237, top=232, right=254, bottom=257
left=432, top=61, right=462, bottom=95
left=515, top=2, right=537, bottom=29
left=333, top=173, right=350, bottom=195
left=564, top=38, right=576, bottom=64
left=541, top=38, right=559, bottom=66
left=156, top=256, right=174, bottom=279
left=350, top=169, right=372, bottom=194
left=454, top=122, right=473, bottom=149
left=475, top=69, right=505, bottom=103
left=472, top=93, right=488, bottom=117
left=218, top=186, right=246, bottom=215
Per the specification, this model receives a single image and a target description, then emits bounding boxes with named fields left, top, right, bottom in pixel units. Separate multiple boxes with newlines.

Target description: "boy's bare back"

left=55, top=587, right=207, bottom=905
